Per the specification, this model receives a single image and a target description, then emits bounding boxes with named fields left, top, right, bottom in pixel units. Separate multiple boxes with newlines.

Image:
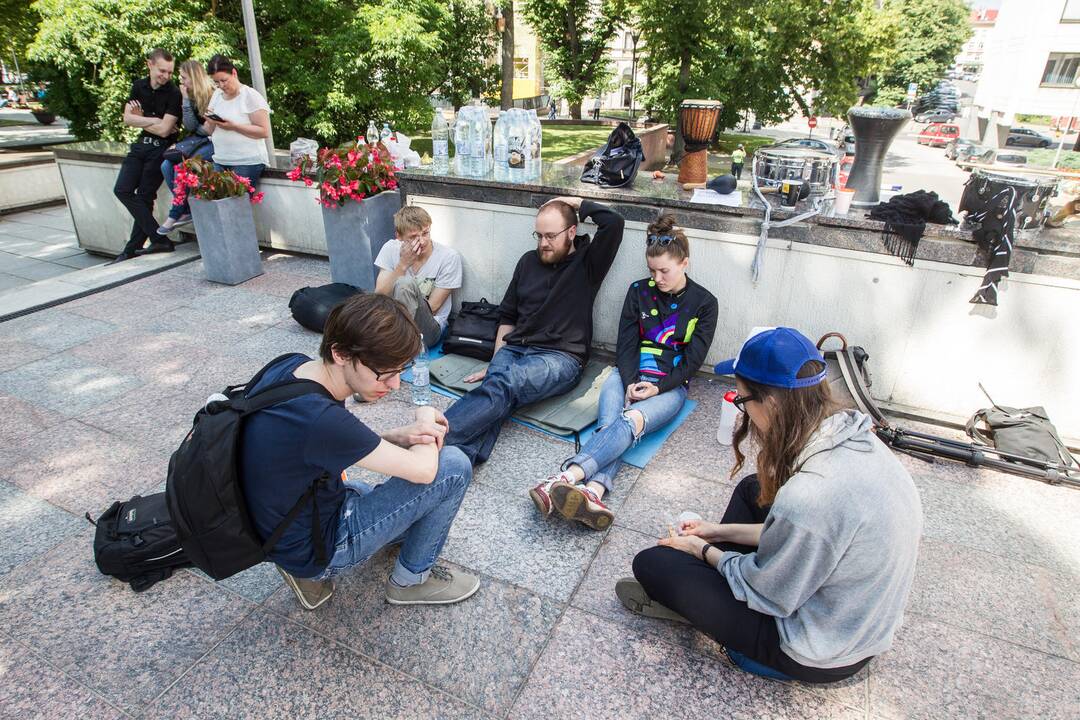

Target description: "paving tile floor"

left=0, top=205, right=108, bottom=296
left=0, top=252, right=1077, bottom=718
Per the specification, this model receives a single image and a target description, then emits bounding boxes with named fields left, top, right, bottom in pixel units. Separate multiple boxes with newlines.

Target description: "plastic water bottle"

left=411, top=339, right=430, bottom=406
left=493, top=110, right=509, bottom=181
left=717, top=390, right=738, bottom=445
left=508, top=110, right=527, bottom=181
left=432, top=108, right=450, bottom=175
left=366, top=120, right=378, bottom=147
left=380, top=122, right=392, bottom=144
left=470, top=108, right=487, bottom=176
left=453, top=110, right=468, bottom=175
left=527, top=108, right=542, bottom=178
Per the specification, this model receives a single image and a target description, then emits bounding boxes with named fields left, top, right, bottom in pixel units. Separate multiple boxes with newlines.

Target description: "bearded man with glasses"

left=443, top=196, right=625, bottom=465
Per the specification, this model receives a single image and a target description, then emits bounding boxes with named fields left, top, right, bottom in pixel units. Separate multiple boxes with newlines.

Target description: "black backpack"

left=88, top=493, right=190, bottom=592
left=165, top=354, right=335, bottom=581
left=442, top=297, right=501, bottom=361
left=580, top=122, right=645, bottom=189
left=289, top=283, right=363, bottom=333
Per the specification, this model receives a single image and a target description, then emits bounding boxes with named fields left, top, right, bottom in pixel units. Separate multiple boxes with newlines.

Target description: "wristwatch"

left=700, top=542, right=718, bottom=564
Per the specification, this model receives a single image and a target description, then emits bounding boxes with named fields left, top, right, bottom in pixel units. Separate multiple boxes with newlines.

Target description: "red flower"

left=303, top=177, right=313, bottom=187
left=251, top=191, right=265, bottom=204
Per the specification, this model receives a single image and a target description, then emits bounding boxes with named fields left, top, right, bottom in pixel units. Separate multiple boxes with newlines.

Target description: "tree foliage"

left=876, top=0, right=970, bottom=100
left=26, top=0, right=496, bottom=146
left=28, top=0, right=237, bottom=141
left=520, top=0, right=627, bottom=118
left=2, top=0, right=40, bottom=73
left=635, top=0, right=897, bottom=132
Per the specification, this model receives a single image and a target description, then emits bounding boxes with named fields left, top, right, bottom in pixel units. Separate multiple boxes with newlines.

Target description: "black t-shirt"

left=127, top=77, right=182, bottom=143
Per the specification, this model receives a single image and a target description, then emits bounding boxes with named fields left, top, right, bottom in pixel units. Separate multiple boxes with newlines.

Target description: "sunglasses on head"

left=646, top=234, right=675, bottom=247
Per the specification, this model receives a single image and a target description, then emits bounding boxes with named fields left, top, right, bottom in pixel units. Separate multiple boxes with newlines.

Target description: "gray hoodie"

left=719, top=410, right=922, bottom=669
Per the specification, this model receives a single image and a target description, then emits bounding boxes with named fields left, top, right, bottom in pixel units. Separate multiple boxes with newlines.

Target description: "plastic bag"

left=382, top=133, right=422, bottom=169
left=289, top=137, right=318, bottom=166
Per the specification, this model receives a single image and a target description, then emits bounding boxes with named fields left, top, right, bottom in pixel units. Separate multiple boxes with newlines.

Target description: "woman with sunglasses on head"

left=531, top=214, right=718, bottom=529
left=617, top=327, right=922, bottom=683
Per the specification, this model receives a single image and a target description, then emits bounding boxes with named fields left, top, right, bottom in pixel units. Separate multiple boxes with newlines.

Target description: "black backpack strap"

left=260, top=472, right=331, bottom=567
left=238, top=379, right=336, bottom=415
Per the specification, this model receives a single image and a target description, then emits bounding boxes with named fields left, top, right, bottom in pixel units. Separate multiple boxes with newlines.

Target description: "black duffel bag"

left=580, top=122, right=645, bottom=189
left=88, top=493, right=191, bottom=592
left=443, top=298, right=501, bottom=361
left=289, top=283, right=363, bottom=333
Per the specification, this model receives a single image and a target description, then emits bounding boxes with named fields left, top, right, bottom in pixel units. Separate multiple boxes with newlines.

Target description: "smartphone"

left=206, top=112, right=225, bottom=122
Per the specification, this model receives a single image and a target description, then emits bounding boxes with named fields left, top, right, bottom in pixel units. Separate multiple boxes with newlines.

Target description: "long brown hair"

left=180, top=60, right=215, bottom=116
left=730, top=360, right=837, bottom=506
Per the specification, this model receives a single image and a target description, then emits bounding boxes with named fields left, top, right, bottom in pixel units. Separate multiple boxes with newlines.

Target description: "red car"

left=917, top=123, right=960, bottom=148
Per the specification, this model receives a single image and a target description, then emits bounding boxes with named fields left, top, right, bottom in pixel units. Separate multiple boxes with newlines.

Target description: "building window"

left=513, top=57, right=529, bottom=79
left=1042, top=53, right=1080, bottom=85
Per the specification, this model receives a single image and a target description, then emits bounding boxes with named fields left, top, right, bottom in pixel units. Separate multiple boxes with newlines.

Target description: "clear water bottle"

left=366, top=120, right=378, bottom=147
left=717, top=390, right=738, bottom=445
left=453, top=110, right=468, bottom=175
left=411, top=339, right=430, bottom=406
left=508, top=110, right=527, bottom=181
left=431, top=108, right=450, bottom=175
left=470, top=108, right=487, bottom=176
left=528, top=108, right=542, bottom=178
left=380, top=122, right=392, bottom=144
left=493, top=110, right=509, bottom=181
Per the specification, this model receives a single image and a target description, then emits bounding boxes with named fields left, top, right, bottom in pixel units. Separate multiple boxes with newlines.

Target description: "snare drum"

left=959, top=169, right=1059, bottom=231
left=678, top=100, right=722, bottom=151
left=753, top=144, right=837, bottom=195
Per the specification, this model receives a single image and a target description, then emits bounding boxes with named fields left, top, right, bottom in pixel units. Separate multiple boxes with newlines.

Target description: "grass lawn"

left=1024, top=148, right=1080, bottom=171
left=711, top=132, right=775, bottom=155
left=402, top=124, right=615, bottom=164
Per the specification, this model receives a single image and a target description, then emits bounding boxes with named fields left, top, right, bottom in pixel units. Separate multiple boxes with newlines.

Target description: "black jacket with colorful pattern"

left=615, top=275, right=718, bottom=394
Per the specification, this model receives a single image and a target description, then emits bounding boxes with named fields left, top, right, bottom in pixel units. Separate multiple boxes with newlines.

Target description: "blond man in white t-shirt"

left=374, top=207, right=463, bottom=348
left=203, top=54, right=271, bottom=186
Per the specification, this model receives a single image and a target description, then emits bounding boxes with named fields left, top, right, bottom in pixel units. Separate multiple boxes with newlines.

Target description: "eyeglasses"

left=646, top=234, right=675, bottom=247
left=731, top=392, right=759, bottom=411
left=532, top=225, right=574, bottom=243
left=373, top=365, right=407, bottom=382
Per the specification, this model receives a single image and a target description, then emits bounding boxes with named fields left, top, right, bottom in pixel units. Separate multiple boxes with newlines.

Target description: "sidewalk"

left=0, top=205, right=103, bottom=294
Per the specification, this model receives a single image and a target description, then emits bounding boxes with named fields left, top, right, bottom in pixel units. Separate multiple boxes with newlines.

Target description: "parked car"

left=1004, top=127, right=1053, bottom=148
left=915, top=109, right=957, bottom=123
left=777, top=137, right=842, bottom=155
left=944, top=138, right=978, bottom=160
left=953, top=143, right=985, bottom=168
left=959, top=148, right=1028, bottom=171
left=917, top=123, right=960, bottom=147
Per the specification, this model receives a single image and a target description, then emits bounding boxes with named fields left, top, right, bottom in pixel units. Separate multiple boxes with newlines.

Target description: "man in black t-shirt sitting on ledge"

left=443, top=196, right=625, bottom=465
left=110, top=48, right=182, bottom=263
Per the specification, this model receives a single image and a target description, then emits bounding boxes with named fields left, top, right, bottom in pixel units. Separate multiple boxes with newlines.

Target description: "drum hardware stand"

left=876, top=425, right=1080, bottom=490
left=749, top=155, right=839, bottom=283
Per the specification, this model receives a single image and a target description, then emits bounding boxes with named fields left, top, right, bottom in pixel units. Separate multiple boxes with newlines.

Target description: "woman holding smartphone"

left=157, top=59, right=216, bottom=234
left=203, top=54, right=272, bottom=186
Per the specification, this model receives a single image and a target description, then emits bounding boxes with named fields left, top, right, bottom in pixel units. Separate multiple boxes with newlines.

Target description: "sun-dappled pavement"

left=1, top=252, right=1077, bottom=719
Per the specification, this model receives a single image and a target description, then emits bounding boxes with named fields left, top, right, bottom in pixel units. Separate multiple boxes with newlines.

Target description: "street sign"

left=808, top=116, right=818, bottom=129
left=906, top=82, right=917, bottom=101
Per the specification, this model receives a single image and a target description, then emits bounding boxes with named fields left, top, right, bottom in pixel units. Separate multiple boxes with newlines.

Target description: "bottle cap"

left=723, top=390, right=737, bottom=402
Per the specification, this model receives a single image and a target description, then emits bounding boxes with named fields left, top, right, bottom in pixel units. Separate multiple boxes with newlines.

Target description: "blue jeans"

left=160, top=159, right=188, bottom=221
left=565, top=371, right=687, bottom=492
left=314, top=446, right=472, bottom=583
left=444, top=344, right=582, bottom=464
left=213, top=162, right=265, bottom=187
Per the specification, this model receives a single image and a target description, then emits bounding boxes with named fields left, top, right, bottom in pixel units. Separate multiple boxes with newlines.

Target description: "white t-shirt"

left=208, top=85, right=271, bottom=166
left=375, top=240, right=463, bottom=329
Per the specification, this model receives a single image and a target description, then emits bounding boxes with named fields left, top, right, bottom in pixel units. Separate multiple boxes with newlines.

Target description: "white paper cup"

left=833, top=188, right=856, bottom=216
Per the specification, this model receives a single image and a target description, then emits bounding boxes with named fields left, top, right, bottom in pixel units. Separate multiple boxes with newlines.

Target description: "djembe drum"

left=846, top=106, right=911, bottom=206
left=677, top=99, right=721, bottom=186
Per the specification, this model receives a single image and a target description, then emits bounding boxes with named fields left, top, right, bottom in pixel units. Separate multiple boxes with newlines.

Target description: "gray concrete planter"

left=189, top=195, right=264, bottom=285
left=320, top=189, right=400, bottom=290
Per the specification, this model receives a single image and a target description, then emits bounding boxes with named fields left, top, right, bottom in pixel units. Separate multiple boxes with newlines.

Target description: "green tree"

left=441, top=0, right=499, bottom=110
left=876, top=0, right=970, bottom=102
left=28, top=0, right=237, bottom=141
left=637, top=0, right=896, bottom=152
left=2, top=0, right=40, bottom=86
left=520, top=0, right=627, bottom=119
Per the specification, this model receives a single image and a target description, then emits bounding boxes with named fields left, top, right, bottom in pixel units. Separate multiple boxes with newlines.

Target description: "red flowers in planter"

left=287, top=139, right=397, bottom=209
left=173, top=158, right=264, bottom=206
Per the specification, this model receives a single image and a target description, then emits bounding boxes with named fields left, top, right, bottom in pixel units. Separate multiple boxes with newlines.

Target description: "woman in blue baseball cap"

left=616, top=327, right=922, bottom=684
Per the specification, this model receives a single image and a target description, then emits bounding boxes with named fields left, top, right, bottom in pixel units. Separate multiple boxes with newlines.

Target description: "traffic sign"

left=808, top=116, right=818, bottom=129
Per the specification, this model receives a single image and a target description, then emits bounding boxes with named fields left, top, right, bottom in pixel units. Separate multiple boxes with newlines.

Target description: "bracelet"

left=700, top=542, right=716, bottom=564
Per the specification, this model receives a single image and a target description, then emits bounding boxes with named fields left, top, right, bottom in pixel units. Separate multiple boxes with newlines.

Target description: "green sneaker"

left=385, top=564, right=480, bottom=606
left=615, top=577, right=689, bottom=624
left=276, top=565, right=334, bottom=611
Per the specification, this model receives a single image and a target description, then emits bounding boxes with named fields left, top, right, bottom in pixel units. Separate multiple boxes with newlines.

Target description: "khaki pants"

left=392, top=276, right=442, bottom=348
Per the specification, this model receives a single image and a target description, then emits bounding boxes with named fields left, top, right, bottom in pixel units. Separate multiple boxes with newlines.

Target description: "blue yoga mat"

left=402, top=343, right=695, bottom=470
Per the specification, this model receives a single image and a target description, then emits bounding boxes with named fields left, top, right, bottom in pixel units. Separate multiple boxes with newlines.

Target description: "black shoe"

left=107, top=250, right=137, bottom=264
left=138, top=241, right=175, bottom=255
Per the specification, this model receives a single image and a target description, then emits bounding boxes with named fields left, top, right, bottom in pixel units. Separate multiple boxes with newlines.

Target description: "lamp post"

left=240, top=0, right=275, bottom=162
left=1051, top=75, right=1080, bottom=170
left=629, top=31, right=639, bottom=122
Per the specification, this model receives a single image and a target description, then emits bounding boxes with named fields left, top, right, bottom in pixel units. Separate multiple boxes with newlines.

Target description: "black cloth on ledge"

left=867, top=190, right=957, bottom=265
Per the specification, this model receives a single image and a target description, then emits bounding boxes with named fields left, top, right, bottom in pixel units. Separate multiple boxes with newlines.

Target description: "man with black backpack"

left=229, top=294, right=478, bottom=609
left=442, top=196, right=625, bottom=465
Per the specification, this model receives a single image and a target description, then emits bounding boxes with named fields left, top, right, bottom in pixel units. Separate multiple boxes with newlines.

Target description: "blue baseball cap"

left=713, top=327, right=826, bottom=388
